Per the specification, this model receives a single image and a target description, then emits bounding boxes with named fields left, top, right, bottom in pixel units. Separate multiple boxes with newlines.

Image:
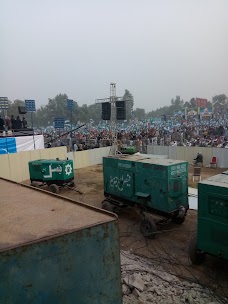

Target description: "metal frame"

left=95, top=83, right=123, bottom=155
left=192, top=167, right=202, bottom=182
left=25, top=99, right=36, bottom=149
left=0, top=97, right=9, bottom=130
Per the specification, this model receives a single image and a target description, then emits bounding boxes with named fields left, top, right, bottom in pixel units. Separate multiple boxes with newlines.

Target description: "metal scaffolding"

left=95, top=83, right=122, bottom=155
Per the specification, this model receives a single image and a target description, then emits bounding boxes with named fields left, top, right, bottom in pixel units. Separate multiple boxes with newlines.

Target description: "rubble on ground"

left=121, top=251, right=225, bottom=304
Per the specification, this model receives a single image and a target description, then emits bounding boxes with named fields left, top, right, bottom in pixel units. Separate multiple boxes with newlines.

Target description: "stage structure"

left=0, top=97, right=9, bottom=127
left=95, top=83, right=128, bottom=155
left=25, top=99, right=36, bottom=149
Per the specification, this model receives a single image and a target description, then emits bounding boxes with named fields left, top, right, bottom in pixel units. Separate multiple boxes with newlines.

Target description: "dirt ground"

left=24, top=164, right=228, bottom=300
left=188, top=165, right=226, bottom=188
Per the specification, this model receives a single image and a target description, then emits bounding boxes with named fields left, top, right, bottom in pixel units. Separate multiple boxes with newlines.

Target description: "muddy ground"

left=24, top=164, right=228, bottom=300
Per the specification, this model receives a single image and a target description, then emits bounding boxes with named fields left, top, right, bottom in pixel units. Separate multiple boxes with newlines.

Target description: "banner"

left=0, top=135, right=44, bottom=154
left=0, top=138, right=17, bottom=154
left=196, top=98, right=207, bottom=108
left=16, top=135, right=44, bottom=152
left=186, top=108, right=197, bottom=116
left=198, top=107, right=213, bottom=115
left=174, top=110, right=185, bottom=116
left=149, top=117, right=161, bottom=123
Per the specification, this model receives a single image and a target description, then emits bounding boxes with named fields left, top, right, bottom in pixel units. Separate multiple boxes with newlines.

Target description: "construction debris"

left=121, top=251, right=225, bottom=304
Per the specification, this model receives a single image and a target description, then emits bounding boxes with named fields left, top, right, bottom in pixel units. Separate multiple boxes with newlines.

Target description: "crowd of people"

left=1, top=111, right=227, bottom=150
left=0, top=115, right=27, bottom=131
left=42, top=116, right=228, bottom=151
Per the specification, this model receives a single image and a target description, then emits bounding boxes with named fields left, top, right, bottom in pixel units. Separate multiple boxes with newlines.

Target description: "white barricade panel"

left=16, top=135, right=44, bottom=152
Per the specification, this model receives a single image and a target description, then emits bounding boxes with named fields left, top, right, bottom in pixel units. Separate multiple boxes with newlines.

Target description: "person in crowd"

left=5, top=116, right=11, bottom=130
left=22, top=117, right=27, bottom=128
left=11, top=115, right=16, bottom=129
left=0, top=115, right=4, bottom=130
left=97, top=133, right=101, bottom=146
left=76, top=143, right=82, bottom=151
left=73, top=143, right=78, bottom=151
left=193, top=152, right=203, bottom=166
left=15, top=116, right=22, bottom=129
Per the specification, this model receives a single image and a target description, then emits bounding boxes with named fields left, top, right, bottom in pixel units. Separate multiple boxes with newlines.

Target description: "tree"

left=87, top=103, right=102, bottom=123
left=189, top=98, right=196, bottom=108
left=212, top=94, right=227, bottom=107
left=212, top=94, right=228, bottom=114
left=34, top=94, right=81, bottom=127
left=122, top=89, right=134, bottom=122
left=184, top=98, right=196, bottom=110
left=33, top=94, right=104, bottom=127
left=10, top=91, right=227, bottom=128
left=7, top=99, right=24, bottom=117
left=147, top=105, right=171, bottom=118
left=170, top=96, right=183, bottom=108
left=133, top=108, right=145, bottom=121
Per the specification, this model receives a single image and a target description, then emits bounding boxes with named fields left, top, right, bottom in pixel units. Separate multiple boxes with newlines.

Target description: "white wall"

left=1, top=144, right=227, bottom=184
left=0, top=147, right=67, bottom=182
left=147, top=145, right=228, bottom=167
left=67, top=146, right=111, bottom=169
left=0, top=146, right=111, bottom=183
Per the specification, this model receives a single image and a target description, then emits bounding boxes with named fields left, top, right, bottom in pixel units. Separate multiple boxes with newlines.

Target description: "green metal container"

left=120, top=146, right=137, bottom=155
left=197, top=174, right=228, bottom=259
left=29, top=159, right=74, bottom=185
left=0, top=179, right=122, bottom=304
left=103, top=155, right=188, bottom=216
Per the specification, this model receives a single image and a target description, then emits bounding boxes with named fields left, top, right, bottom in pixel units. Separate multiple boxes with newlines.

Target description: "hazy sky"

left=1, top=0, right=228, bottom=111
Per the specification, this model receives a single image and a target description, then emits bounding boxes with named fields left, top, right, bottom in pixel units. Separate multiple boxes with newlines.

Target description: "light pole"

left=0, top=97, right=9, bottom=132
left=67, top=99, right=74, bottom=150
left=25, top=100, right=36, bottom=149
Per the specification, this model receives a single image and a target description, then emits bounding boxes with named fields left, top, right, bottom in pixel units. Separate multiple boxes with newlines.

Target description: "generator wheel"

left=49, top=184, right=59, bottom=194
left=102, top=200, right=114, bottom=213
left=31, top=182, right=39, bottom=188
left=70, top=181, right=75, bottom=187
left=189, top=234, right=205, bottom=265
left=172, top=216, right=185, bottom=225
left=140, top=215, right=157, bottom=239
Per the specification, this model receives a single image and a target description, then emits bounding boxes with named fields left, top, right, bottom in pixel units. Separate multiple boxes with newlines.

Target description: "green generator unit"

left=120, top=146, right=137, bottom=154
left=189, top=174, right=228, bottom=264
left=29, top=159, right=74, bottom=194
left=102, top=155, right=189, bottom=238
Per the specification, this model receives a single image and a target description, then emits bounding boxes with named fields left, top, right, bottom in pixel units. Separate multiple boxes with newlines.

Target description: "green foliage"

left=34, top=94, right=74, bottom=126
left=33, top=94, right=102, bottom=127
left=184, top=98, right=196, bottom=109
left=212, top=94, right=228, bottom=112
left=6, top=92, right=227, bottom=128
left=147, top=106, right=171, bottom=118
left=212, top=94, right=227, bottom=105
left=171, top=96, right=184, bottom=108
left=133, top=108, right=145, bottom=120
left=7, top=99, right=24, bottom=117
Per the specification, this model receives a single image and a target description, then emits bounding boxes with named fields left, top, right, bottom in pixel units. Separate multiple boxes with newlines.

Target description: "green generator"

left=189, top=174, right=228, bottom=264
left=102, top=155, right=189, bottom=238
left=120, top=146, right=137, bottom=154
left=29, top=159, right=74, bottom=194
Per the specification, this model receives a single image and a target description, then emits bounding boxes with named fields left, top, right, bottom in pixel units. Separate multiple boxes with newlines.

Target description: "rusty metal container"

left=0, top=179, right=122, bottom=304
